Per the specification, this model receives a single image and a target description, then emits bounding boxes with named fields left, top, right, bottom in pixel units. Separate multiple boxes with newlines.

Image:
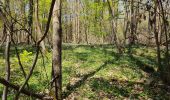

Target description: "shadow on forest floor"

left=63, top=59, right=114, bottom=98
left=128, top=55, right=155, bottom=74
left=87, top=77, right=169, bottom=99
left=0, top=44, right=169, bottom=99
left=63, top=44, right=169, bottom=99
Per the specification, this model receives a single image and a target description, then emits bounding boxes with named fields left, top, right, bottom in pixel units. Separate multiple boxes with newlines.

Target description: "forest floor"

left=0, top=44, right=170, bottom=99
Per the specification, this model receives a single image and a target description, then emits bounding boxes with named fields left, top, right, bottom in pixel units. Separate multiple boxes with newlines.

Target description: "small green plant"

left=13, top=50, right=33, bottom=67
left=20, top=50, right=33, bottom=63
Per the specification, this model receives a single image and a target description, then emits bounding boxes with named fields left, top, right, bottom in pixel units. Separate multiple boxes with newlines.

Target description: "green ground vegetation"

left=0, top=44, right=169, bottom=99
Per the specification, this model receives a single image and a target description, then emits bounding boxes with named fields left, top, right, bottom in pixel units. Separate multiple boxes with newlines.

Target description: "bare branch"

left=14, top=46, right=40, bottom=100
left=37, top=0, right=56, bottom=44
left=0, top=77, right=45, bottom=99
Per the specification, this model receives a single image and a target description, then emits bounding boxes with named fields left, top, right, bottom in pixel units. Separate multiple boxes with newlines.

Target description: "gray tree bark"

left=52, top=0, right=62, bottom=99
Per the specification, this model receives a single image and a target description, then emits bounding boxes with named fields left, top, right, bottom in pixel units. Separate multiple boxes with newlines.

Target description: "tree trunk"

left=130, top=0, right=135, bottom=45
left=107, top=0, right=122, bottom=53
left=27, top=0, right=33, bottom=44
left=35, top=0, right=46, bottom=53
left=153, top=0, right=161, bottom=72
left=52, top=0, right=62, bottom=99
left=2, top=27, right=11, bottom=100
left=157, top=0, right=170, bottom=84
left=76, top=0, right=80, bottom=43
left=2, top=1, right=10, bottom=99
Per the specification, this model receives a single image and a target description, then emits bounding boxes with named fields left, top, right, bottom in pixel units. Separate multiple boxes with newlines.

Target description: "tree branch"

left=0, top=77, right=44, bottom=99
left=37, top=0, right=56, bottom=44
left=14, top=46, right=40, bottom=100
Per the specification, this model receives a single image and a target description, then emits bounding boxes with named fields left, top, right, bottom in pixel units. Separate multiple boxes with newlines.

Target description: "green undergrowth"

left=0, top=44, right=169, bottom=99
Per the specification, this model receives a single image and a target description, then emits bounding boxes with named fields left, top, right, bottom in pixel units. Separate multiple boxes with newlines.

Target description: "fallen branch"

left=0, top=77, right=44, bottom=99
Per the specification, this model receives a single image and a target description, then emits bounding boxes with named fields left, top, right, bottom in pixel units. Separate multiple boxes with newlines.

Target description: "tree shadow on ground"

left=63, top=44, right=170, bottom=99
left=63, top=45, right=157, bottom=98
left=88, top=77, right=169, bottom=99
left=128, top=54, right=155, bottom=74
left=63, top=59, right=114, bottom=98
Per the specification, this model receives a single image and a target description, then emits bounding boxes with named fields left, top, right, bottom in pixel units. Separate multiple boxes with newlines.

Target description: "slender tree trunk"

left=148, top=11, right=152, bottom=45
left=123, top=0, right=129, bottom=45
left=27, top=0, right=33, bottom=44
left=72, top=1, right=76, bottom=43
left=153, top=0, right=161, bottom=72
left=2, top=28, right=11, bottom=100
left=35, top=0, right=46, bottom=53
left=0, top=24, right=7, bottom=46
left=157, top=0, right=169, bottom=66
left=83, top=2, right=88, bottom=44
left=130, top=0, right=135, bottom=45
left=157, top=0, right=170, bottom=84
left=134, top=0, right=141, bottom=43
left=20, top=0, right=26, bottom=43
left=107, top=0, right=122, bottom=53
left=76, top=0, right=80, bottom=43
left=52, top=0, right=62, bottom=99
left=2, top=1, right=10, bottom=99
